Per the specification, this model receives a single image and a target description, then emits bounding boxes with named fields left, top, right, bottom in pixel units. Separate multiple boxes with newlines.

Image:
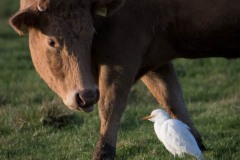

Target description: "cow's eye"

left=48, top=39, right=56, bottom=48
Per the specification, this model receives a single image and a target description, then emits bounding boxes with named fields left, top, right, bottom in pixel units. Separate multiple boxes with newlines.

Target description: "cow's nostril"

left=76, top=93, right=85, bottom=107
left=75, top=89, right=99, bottom=108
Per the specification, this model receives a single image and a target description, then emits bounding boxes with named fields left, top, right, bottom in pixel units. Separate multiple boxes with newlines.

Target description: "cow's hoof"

left=93, top=138, right=116, bottom=160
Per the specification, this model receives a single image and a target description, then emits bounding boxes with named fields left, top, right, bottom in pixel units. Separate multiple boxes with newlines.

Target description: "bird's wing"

left=159, top=119, right=202, bottom=158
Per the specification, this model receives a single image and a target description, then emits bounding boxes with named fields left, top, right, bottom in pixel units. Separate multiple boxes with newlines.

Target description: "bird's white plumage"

left=145, top=109, right=204, bottom=160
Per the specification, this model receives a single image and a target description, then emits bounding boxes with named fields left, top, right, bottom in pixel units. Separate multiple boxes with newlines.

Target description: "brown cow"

left=9, top=0, right=240, bottom=159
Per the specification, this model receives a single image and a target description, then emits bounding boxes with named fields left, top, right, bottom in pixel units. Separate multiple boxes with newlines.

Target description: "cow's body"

left=95, top=0, right=240, bottom=60
left=10, top=0, right=240, bottom=159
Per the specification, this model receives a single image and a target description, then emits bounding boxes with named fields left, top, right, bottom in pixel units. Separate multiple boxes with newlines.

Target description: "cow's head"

left=9, top=0, right=125, bottom=112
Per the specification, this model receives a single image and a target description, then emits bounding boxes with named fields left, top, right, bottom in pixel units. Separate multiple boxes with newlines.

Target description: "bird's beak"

left=142, top=115, right=153, bottom=120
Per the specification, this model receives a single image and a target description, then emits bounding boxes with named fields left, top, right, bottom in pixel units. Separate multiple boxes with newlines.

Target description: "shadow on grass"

left=0, top=96, right=7, bottom=107
left=11, top=98, right=84, bottom=130
left=39, top=98, right=84, bottom=129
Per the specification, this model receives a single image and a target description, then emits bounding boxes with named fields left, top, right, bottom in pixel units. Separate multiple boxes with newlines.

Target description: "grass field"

left=0, top=1, right=240, bottom=160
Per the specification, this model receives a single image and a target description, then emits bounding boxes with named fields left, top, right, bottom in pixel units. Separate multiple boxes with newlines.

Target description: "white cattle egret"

left=143, top=109, right=204, bottom=160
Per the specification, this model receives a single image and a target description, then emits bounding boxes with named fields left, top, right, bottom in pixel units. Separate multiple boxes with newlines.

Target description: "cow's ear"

left=9, top=9, right=39, bottom=36
left=93, top=0, right=125, bottom=17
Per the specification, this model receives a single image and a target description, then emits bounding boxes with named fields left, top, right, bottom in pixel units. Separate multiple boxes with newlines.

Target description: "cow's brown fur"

left=10, top=0, right=240, bottom=159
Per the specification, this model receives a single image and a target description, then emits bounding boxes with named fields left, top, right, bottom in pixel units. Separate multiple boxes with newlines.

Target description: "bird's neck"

left=155, top=116, right=170, bottom=126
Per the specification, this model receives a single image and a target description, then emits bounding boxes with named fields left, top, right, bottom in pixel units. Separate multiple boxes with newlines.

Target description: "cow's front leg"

left=141, top=63, right=205, bottom=150
left=93, top=65, right=136, bottom=160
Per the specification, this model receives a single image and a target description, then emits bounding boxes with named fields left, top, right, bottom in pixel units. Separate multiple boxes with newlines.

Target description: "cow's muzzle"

left=75, top=89, right=99, bottom=112
left=64, top=87, right=99, bottom=112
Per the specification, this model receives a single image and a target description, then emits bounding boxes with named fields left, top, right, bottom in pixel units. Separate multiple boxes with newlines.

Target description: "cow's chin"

left=80, top=105, right=94, bottom=113
left=67, top=105, right=94, bottom=113
left=63, top=99, right=95, bottom=112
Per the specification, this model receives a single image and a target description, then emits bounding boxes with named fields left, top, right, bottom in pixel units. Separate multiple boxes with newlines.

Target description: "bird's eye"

left=48, top=39, right=56, bottom=48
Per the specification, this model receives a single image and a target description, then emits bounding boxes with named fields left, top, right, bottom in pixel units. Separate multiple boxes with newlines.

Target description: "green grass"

left=1, top=1, right=240, bottom=160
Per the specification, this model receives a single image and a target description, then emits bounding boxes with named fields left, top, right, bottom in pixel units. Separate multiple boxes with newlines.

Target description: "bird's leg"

left=93, top=65, right=136, bottom=160
left=141, top=63, right=205, bottom=150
